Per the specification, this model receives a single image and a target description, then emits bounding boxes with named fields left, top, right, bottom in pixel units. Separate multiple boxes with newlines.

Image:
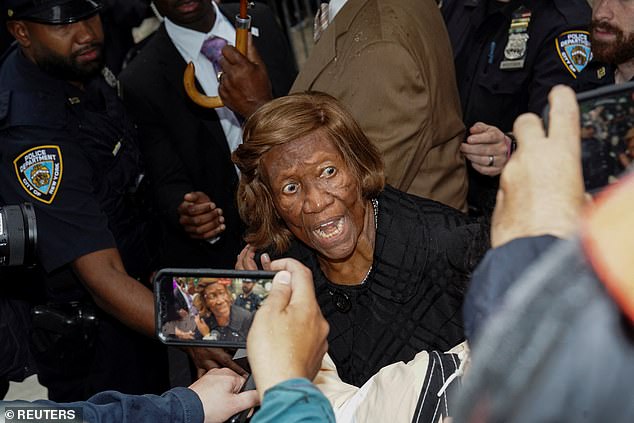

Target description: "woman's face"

left=204, top=284, right=231, bottom=320
left=262, top=132, right=366, bottom=260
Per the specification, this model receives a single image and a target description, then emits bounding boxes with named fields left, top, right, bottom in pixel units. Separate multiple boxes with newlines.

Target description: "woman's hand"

left=235, top=244, right=272, bottom=270
left=195, top=314, right=210, bottom=336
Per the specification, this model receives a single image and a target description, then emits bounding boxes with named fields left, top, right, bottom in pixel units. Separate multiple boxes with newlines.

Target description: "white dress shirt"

left=165, top=1, right=242, bottom=155
left=330, top=0, right=348, bottom=22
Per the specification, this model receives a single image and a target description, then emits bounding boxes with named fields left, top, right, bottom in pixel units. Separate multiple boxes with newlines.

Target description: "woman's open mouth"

left=313, top=217, right=344, bottom=240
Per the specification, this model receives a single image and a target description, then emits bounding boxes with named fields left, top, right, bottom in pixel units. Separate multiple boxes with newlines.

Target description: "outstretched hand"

left=247, top=258, right=329, bottom=399
left=491, top=85, right=585, bottom=247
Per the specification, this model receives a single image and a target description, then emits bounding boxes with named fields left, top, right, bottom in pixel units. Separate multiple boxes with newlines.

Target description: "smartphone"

left=544, top=81, right=634, bottom=192
left=153, top=268, right=275, bottom=348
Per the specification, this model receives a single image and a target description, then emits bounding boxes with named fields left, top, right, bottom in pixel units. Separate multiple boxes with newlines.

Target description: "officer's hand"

left=177, top=191, right=226, bottom=240
left=460, top=122, right=510, bottom=176
left=492, top=85, right=585, bottom=247
left=235, top=244, right=272, bottom=271
left=184, top=346, right=248, bottom=378
left=218, top=35, right=273, bottom=118
left=247, top=259, right=329, bottom=400
left=189, top=368, right=259, bottom=423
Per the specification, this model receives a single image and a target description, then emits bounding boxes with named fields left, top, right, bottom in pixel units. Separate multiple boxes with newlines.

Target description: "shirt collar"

left=164, top=1, right=235, bottom=61
left=329, top=0, right=347, bottom=22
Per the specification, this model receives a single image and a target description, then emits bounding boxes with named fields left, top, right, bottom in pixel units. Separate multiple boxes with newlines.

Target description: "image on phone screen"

left=577, top=82, right=634, bottom=192
left=154, top=269, right=275, bottom=348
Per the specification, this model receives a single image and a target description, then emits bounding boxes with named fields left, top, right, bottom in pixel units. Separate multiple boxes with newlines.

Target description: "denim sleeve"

left=1, top=387, right=204, bottom=423
left=252, top=378, right=335, bottom=423
left=464, top=235, right=559, bottom=343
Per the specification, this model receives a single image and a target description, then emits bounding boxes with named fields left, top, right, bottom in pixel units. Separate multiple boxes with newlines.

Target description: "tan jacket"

left=292, top=0, right=467, bottom=211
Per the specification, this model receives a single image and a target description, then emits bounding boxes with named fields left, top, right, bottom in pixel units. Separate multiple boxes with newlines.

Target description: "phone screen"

left=576, top=82, right=634, bottom=192
left=154, top=268, right=275, bottom=348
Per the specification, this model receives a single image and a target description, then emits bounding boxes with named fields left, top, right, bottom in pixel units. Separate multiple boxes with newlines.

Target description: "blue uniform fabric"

left=0, top=46, right=168, bottom=401
left=0, top=387, right=204, bottom=423
left=0, top=46, right=152, bottom=277
left=441, top=0, right=606, bottom=216
left=463, top=235, right=558, bottom=342
left=252, top=378, right=335, bottom=423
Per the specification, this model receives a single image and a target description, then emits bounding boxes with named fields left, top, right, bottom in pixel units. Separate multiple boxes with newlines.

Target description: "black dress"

left=283, top=186, right=489, bottom=386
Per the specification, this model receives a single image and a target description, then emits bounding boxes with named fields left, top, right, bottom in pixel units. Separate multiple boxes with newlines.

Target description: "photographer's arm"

left=464, top=85, right=585, bottom=342
left=72, top=248, right=155, bottom=338
left=247, top=259, right=334, bottom=422
left=4, top=368, right=258, bottom=423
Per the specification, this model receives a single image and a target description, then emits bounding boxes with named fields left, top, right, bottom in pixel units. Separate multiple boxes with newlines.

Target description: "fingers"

left=260, top=270, right=293, bottom=312
left=466, top=123, right=505, bottom=145
left=178, top=202, right=226, bottom=239
left=513, top=112, right=544, bottom=148
left=234, top=389, right=260, bottom=412
left=205, top=348, right=248, bottom=377
left=236, top=245, right=258, bottom=270
left=546, top=85, right=580, bottom=145
left=260, top=253, right=272, bottom=270
left=460, top=141, right=507, bottom=157
left=183, top=191, right=211, bottom=204
left=221, top=44, right=248, bottom=67
left=246, top=34, right=264, bottom=65
left=269, top=258, right=316, bottom=307
left=221, top=35, right=263, bottom=67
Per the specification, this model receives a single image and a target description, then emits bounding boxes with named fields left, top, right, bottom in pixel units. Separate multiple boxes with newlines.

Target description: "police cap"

left=4, top=0, right=102, bottom=24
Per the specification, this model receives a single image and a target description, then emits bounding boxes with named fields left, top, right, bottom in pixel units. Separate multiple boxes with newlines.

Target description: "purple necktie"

left=200, top=36, right=228, bottom=72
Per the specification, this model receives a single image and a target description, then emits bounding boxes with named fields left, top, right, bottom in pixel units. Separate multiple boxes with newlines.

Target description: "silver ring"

left=216, top=71, right=224, bottom=83
left=487, top=155, right=495, bottom=167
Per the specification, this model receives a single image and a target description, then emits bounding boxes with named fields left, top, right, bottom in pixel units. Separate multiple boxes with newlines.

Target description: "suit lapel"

left=155, top=25, right=195, bottom=103
left=154, top=25, right=233, bottom=159
left=292, top=0, right=369, bottom=91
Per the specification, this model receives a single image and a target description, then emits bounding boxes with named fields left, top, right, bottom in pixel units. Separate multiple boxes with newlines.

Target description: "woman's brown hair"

left=233, top=92, right=385, bottom=253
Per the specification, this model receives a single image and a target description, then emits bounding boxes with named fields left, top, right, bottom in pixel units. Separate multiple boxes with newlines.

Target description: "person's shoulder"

left=544, top=0, right=591, bottom=27
left=231, top=304, right=253, bottom=319
left=119, top=26, right=170, bottom=83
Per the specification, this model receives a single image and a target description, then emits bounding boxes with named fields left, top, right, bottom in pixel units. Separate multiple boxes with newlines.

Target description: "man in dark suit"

left=119, top=0, right=296, bottom=269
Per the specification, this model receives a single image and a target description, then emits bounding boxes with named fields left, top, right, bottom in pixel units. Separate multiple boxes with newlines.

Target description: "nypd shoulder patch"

left=556, top=31, right=593, bottom=78
left=13, top=145, right=63, bottom=204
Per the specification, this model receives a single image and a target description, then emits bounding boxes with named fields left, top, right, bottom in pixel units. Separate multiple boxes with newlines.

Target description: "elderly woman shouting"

left=234, top=92, right=488, bottom=387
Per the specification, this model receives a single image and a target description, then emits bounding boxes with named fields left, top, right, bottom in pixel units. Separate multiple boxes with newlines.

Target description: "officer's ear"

left=6, top=20, right=32, bottom=48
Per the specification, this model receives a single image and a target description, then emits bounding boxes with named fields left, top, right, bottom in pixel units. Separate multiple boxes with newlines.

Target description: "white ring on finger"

left=487, top=155, right=495, bottom=167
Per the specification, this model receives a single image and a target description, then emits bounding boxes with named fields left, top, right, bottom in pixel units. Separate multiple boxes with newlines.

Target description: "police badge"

left=13, top=145, right=63, bottom=204
left=556, top=31, right=593, bottom=78
left=500, top=6, right=532, bottom=70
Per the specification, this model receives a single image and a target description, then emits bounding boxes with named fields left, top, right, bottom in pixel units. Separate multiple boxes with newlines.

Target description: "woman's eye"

left=282, top=183, right=298, bottom=194
left=322, top=166, right=337, bottom=177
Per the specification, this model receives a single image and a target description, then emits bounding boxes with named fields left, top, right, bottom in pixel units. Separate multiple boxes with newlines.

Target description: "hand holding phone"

left=543, top=81, right=634, bottom=193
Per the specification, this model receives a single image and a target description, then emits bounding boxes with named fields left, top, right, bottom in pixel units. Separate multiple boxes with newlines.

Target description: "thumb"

left=246, top=33, right=264, bottom=65
left=262, top=270, right=292, bottom=312
left=184, top=191, right=201, bottom=202
left=231, top=389, right=260, bottom=413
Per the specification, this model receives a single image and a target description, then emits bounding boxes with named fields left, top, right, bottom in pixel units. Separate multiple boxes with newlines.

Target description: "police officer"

left=442, top=0, right=606, bottom=215
left=0, top=0, right=168, bottom=401
left=234, top=279, right=262, bottom=312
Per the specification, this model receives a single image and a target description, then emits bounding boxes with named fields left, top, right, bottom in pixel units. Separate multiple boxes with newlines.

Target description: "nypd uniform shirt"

left=442, top=0, right=605, bottom=133
left=0, top=48, right=150, bottom=277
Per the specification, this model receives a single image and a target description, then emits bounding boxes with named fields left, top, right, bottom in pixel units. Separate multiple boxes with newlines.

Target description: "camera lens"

left=0, top=204, right=37, bottom=266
